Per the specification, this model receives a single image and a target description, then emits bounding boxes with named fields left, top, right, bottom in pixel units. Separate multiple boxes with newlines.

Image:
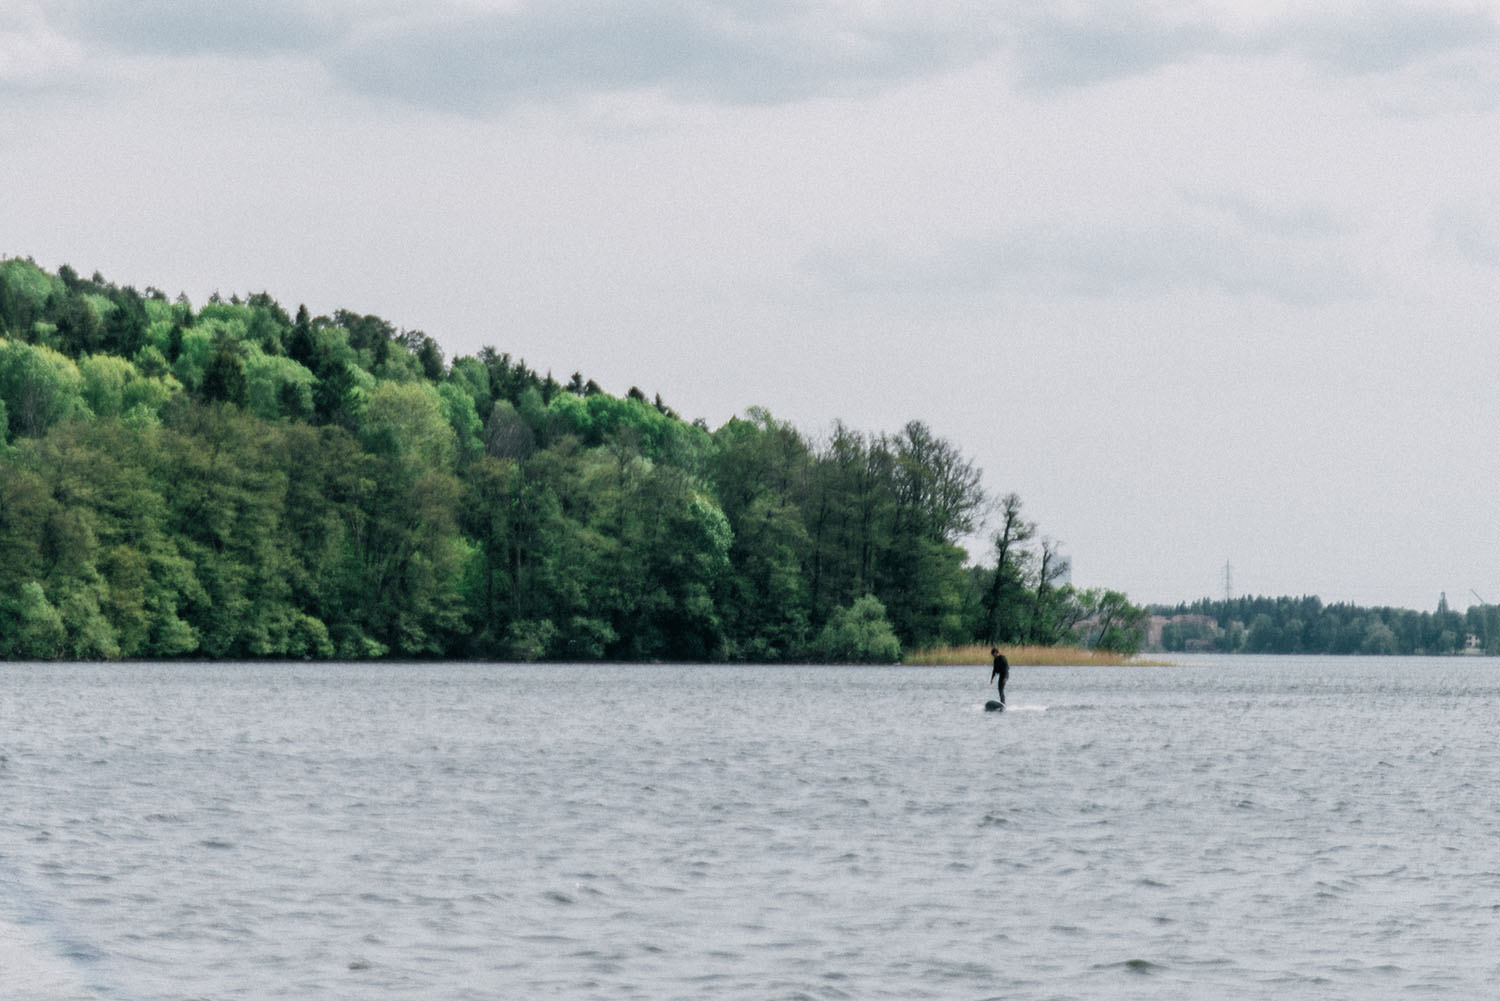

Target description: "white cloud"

left=1004, top=1, right=1499, bottom=99
left=0, top=4, right=85, bottom=90
left=50, top=0, right=349, bottom=56
left=326, top=1, right=1004, bottom=112
left=18, top=0, right=1500, bottom=117
left=1004, top=7, right=1227, bottom=90
left=1269, top=4, right=1496, bottom=75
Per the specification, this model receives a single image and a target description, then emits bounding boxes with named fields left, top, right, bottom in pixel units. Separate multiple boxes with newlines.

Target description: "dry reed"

left=902, top=643, right=1170, bottom=667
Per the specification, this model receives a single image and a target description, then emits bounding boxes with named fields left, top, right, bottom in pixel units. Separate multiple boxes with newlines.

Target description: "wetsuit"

left=991, top=653, right=1009, bottom=705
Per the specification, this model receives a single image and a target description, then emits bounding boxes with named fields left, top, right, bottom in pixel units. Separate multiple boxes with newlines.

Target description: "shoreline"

left=902, top=644, right=1174, bottom=667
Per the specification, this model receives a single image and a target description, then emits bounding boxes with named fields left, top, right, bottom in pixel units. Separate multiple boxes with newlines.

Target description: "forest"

left=1151, top=593, right=1500, bottom=655
left=0, top=257, right=1145, bottom=662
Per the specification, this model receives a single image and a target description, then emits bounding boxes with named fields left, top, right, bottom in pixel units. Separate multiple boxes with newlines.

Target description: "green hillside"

left=0, top=257, right=1137, bottom=661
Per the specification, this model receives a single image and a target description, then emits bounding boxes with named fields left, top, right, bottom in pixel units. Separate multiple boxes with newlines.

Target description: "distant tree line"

left=0, top=257, right=1143, bottom=661
left=1151, top=593, right=1498, bottom=655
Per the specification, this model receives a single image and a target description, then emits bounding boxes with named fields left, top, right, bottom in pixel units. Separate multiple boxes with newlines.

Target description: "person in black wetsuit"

left=990, top=647, right=1009, bottom=705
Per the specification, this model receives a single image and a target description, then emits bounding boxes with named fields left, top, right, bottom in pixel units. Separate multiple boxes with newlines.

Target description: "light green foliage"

left=0, top=258, right=61, bottom=314
left=141, top=319, right=175, bottom=357
left=78, top=353, right=180, bottom=425
left=0, top=339, right=86, bottom=438
left=79, top=354, right=136, bottom=416
left=811, top=594, right=901, bottom=663
left=361, top=381, right=456, bottom=468
left=545, top=391, right=591, bottom=440
left=143, top=298, right=178, bottom=325
left=284, top=613, right=335, bottom=658
left=133, top=343, right=170, bottom=378
left=350, top=382, right=465, bottom=655
left=60, top=583, right=121, bottom=659
left=506, top=619, right=557, bottom=661
left=195, top=304, right=252, bottom=340
left=437, top=381, right=483, bottom=460
left=121, top=370, right=180, bottom=425
left=245, top=348, right=316, bottom=421
left=447, top=357, right=493, bottom=421
left=171, top=327, right=215, bottom=391
left=3, top=582, right=67, bottom=659
left=83, top=293, right=115, bottom=324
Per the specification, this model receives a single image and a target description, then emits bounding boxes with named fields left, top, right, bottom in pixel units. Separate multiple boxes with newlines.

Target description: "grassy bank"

left=902, top=643, right=1170, bottom=667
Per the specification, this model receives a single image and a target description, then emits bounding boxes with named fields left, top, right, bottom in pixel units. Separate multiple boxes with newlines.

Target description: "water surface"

left=2, top=656, right=1498, bottom=999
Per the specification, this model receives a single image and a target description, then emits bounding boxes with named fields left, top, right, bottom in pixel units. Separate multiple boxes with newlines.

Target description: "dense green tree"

left=710, top=410, right=814, bottom=658
left=200, top=333, right=249, bottom=406
left=1074, top=588, right=1146, bottom=652
left=979, top=492, right=1035, bottom=643
left=54, top=293, right=104, bottom=356
left=1, top=582, right=67, bottom=659
left=102, top=286, right=148, bottom=357
left=0, top=258, right=60, bottom=340
left=348, top=382, right=467, bottom=655
left=0, top=339, right=86, bottom=438
left=2, top=257, right=1148, bottom=663
left=245, top=350, right=316, bottom=422
left=811, top=594, right=901, bottom=663
left=158, top=402, right=298, bottom=656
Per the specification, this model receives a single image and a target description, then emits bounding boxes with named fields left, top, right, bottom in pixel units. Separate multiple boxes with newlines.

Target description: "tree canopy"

left=0, top=257, right=1139, bottom=661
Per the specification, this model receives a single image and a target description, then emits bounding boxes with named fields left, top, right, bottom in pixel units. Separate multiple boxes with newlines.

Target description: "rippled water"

left=3, top=657, right=1499, bottom=999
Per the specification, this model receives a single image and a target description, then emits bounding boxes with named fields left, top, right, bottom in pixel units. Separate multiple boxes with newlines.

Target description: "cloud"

left=1179, top=191, right=1350, bottom=240
left=50, top=0, right=347, bottom=57
left=1269, top=4, right=1497, bottom=76
left=23, top=0, right=1500, bottom=114
left=1005, top=7, right=1227, bottom=90
left=321, top=1, right=1004, bottom=112
left=805, top=202, right=1370, bottom=306
left=0, top=4, right=85, bottom=90
left=1003, top=2, right=1498, bottom=93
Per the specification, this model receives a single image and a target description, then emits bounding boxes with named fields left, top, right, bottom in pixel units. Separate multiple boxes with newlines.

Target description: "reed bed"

left=902, top=643, right=1170, bottom=667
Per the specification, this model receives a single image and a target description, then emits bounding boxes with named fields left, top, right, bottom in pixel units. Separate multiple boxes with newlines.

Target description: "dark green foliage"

left=1154, top=593, right=1487, bottom=656
left=200, top=334, right=249, bottom=406
left=336, top=310, right=394, bottom=370
left=102, top=286, right=149, bottom=358
left=287, top=305, right=316, bottom=367
left=0, top=256, right=1133, bottom=662
left=979, top=493, right=1035, bottom=643
left=417, top=336, right=444, bottom=381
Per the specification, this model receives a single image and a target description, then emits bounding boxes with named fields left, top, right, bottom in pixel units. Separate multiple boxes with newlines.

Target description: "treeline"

left=1153, top=594, right=1499, bottom=655
left=0, top=257, right=1142, bottom=661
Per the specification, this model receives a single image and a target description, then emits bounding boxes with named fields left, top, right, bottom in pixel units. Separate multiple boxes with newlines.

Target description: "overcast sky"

left=5, top=0, right=1500, bottom=610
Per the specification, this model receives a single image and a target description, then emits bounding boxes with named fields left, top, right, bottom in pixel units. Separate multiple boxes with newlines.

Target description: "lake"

left=2, top=656, right=1498, bottom=999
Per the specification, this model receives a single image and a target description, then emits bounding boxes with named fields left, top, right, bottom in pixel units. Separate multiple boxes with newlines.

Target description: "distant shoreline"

left=903, top=644, right=1172, bottom=667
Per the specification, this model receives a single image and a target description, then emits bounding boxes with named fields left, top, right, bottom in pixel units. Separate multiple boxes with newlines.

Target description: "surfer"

left=990, top=647, right=1009, bottom=706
